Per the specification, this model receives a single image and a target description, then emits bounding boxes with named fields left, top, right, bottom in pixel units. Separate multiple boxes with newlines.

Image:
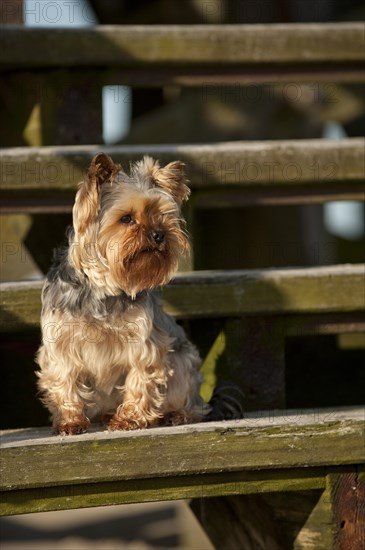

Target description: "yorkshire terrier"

left=37, top=153, right=240, bottom=435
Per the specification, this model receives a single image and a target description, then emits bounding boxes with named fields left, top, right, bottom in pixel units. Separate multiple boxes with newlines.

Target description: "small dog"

left=36, top=153, right=212, bottom=435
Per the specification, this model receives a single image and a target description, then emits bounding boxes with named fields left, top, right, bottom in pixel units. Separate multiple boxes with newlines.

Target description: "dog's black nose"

left=151, top=230, right=165, bottom=244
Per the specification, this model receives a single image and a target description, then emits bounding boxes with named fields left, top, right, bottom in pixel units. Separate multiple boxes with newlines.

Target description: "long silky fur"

left=36, top=154, right=213, bottom=435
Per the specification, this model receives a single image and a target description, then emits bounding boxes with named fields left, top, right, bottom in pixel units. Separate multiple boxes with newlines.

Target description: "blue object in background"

left=323, top=121, right=364, bottom=241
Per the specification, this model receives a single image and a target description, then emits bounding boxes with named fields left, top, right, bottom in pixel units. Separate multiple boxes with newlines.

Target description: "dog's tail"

left=206, top=382, right=244, bottom=421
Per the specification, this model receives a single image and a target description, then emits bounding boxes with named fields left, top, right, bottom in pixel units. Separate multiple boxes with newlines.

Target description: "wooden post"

left=0, top=0, right=27, bottom=146
left=191, top=495, right=283, bottom=550
left=329, top=467, right=365, bottom=550
left=193, top=315, right=287, bottom=547
left=219, top=316, right=286, bottom=410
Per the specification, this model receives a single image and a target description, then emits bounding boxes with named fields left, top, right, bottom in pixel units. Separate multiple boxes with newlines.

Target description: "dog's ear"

left=150, top=159, right=190, bottom=206
left=73, top=153, right=120, bottom=234
left=88, top=153, right=119, bottom=189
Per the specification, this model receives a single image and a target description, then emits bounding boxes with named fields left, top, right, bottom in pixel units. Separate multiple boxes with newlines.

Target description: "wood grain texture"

left=1, top=139, right=364, bottom=196
left=2, top=407, right=364, bottom=487
left=329, top=468, right=365, bottom=550
left=0, top=24, right=364, bottom=69
left=1, top=468, right=328, bottom=517
left=163, top=265, right=365, bottom=318
left=1, top=407, right=364, bottom=515
left=1, top=265, right=364, bottom=331
left=191, top=495, right=283, bottom=550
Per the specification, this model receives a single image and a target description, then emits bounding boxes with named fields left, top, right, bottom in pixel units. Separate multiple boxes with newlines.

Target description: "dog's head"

left=71, top=153, right=190, bottom=297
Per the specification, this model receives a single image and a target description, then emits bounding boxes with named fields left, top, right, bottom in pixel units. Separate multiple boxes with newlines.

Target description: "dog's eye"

left=120, top=215, right=134, bottom=225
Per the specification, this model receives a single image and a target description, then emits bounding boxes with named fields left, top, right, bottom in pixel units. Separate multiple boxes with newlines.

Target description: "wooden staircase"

left=1, top=19, right=364, bottom=550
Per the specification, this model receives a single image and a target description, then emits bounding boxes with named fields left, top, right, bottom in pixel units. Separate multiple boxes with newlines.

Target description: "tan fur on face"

left=70, top=158, right=189, bottom=298
left=99, top=192, right=189, bottom=297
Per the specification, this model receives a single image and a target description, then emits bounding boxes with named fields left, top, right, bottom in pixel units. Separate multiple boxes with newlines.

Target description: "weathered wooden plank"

left=0, top=24, right=364, bottom=70
left=164, top=265, right=365, bottom=318
left=1, top=265, right=364, bottom=331
left=1, top=467, right=329, bottom=517
left=1, top=140, right=364, bottom=199
left=1, top=407, right=363, bottom=493
left=0, top=280, right=42, bottom=332
left=1, top=411, right=363, bottom=515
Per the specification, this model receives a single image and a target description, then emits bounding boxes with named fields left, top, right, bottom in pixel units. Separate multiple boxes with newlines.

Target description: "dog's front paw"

left=108, top=417, right=145, bottom=431
left=108, top=403, right=149, bottom=431
left=54, top=418, right=90, bottom=435
left=163, top=410, right=189, bottom=426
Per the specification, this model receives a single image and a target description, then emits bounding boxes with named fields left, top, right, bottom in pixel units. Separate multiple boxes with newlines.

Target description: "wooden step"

left=1, top=265, right=364, bottom=331
left=1, top=139, right=364, bottom=213
left=0, top=23, right=364, bottom=83
left=1, top=406, right=364, bottom=515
